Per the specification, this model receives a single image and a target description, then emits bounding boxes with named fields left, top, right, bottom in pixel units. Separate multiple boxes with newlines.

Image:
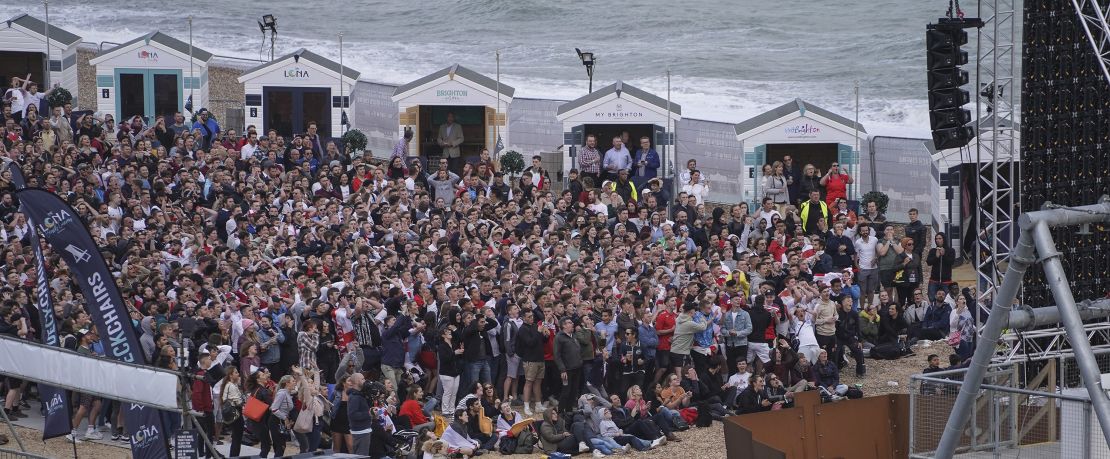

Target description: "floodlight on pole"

left=259, top=14, right=277, bottom=61
left=575, top=47, right=595, bottom=93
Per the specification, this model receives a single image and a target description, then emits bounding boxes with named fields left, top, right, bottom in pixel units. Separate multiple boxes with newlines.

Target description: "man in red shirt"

left=652, top=297, right=677, bottom=387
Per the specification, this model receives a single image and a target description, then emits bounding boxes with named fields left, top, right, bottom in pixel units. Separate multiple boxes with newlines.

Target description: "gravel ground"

left=3, top=425, right=128, bottom=459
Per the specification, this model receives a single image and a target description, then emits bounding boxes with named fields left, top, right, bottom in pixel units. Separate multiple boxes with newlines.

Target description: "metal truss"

left=995, top=322, right=1110, bottom=363
left=974, top=0, right=1019, bottom=321
left=1072, top=0, right=1110, bottom=87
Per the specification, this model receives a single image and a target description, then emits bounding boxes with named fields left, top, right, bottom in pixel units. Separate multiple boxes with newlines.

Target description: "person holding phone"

left=820, top=161, right=854, bottom=208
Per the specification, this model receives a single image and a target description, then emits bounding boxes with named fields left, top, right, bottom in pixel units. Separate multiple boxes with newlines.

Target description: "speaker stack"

left=1021, top=0, right=1110, bottom=306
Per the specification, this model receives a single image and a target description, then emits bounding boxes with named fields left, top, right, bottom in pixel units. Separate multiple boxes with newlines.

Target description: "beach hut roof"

left=556, top=81, right=681, bottom=117
left=92, top=31, right=213, bottom=63
left=4, top=13, right=81, bottom=47
left=734, top=98, right=866, bottom=137
left=240, top=48, right=360, bottom=81
left=392, top=63, right=515, bottom=99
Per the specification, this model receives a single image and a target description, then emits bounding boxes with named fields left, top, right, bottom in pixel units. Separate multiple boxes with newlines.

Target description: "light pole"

left=575, top=48, right=595, bottom=93
left=258, top=14, right=277, bottom=61
left=43, top=0, right=50, bottom=88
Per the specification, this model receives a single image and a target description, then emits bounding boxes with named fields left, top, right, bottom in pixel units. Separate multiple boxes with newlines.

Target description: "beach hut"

left=237, top=48, right=359, bottom=140
left=89, top=31, right=212, bottom=123
left=555, top=81, right=681, bottom=186
left=0, top=14, right=81, bottom=105
left=391, top=64, right=514, bottom=165
left=734, top=98, right=867, bottom=205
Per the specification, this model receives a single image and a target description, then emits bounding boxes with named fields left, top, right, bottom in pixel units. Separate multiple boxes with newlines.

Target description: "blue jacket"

left=638, top=323, right=659, bottom=359
left=694, top=311, right=718, bottom=348
left=923, top=302, right=951, bottom=334
left=720, top=308, right=753, bottom=347
left=256, top=325, right=285, bottom=365
left=347, top=389, right=373, bottom=433
left=381, top=315, right=412, bottom=368
left=633, top=148, right=661, bottom=179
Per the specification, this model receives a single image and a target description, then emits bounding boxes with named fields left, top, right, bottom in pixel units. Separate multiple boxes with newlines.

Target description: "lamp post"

left=258, top=14, right=277, bottom=61
left=575, top=48, right=595, bottom=93
left=43, top=0, right=50, bottom=89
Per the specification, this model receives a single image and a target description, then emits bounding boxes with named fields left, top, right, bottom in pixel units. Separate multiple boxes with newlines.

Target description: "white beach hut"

left=89, top=31, right=212, bottom=122
left=237, top=48, right=359, bottom=139
left=0, top=14, right=81, bottom=105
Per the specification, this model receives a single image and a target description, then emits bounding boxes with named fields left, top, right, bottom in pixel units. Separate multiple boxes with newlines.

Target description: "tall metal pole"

left=495, top=49, right=501, bottom=158
left=43, top=0, right=50, bottom=89
left=854, top=80, right=860, bottom=199
left=667, top=68, right=675, bottom=202
left=339, top=32, right=345, bottom=135
left=188, top=15, right=194, bottom=115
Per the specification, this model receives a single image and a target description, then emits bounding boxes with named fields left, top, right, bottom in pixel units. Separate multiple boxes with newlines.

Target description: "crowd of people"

left=0, top=75, right=974, bottom=458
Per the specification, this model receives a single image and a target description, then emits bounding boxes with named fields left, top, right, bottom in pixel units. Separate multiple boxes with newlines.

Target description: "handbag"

left=243, top=389, right=269, bottom=423
left=294, top=406, right=315, bottom=433
left=220, top=394, right=241, bottom=425
left=946, top=330, right=962, bottom=347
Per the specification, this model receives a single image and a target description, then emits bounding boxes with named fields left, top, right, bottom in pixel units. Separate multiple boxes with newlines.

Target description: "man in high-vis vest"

left=800, top=190, right=829, bottom=235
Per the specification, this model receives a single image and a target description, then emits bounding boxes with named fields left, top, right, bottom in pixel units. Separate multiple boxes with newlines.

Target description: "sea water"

left=8, top=0, right=1005, bottom=136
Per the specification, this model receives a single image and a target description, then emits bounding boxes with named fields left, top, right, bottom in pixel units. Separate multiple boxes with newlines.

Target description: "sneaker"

left=651, top=436, right=666, bottom=448
left=83, top=430, right=103, bottom=441
left=592, top=450, right=607, bottom=458
left=536, top=402, right=546, bottom=413
left=65, top=433, right=82, bottom=443
left=524, top=404, right=533, bottom=416
left=110, top=433, right=122, bottom=441
left=621, top=444, right=631, bottom=454
left=579, top=441, right=590, bottom=453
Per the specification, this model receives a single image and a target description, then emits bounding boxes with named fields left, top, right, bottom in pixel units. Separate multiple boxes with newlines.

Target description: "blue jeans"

left=612, top=435, right=651, bottom=451
left=590, top=436, right=623, bottom=454
left=466, top=360, right=491, bottom=389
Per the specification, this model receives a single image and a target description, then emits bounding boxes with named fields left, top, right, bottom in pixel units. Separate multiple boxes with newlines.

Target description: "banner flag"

left=6, top=163, right=71, bottom=440
left=13, top=185, right=170, bottom=458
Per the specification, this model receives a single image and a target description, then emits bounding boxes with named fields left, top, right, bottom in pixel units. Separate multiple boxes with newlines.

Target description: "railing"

left=0, top=448, right=51, bottom=459
left=908, top=359, right=1108, bottom=458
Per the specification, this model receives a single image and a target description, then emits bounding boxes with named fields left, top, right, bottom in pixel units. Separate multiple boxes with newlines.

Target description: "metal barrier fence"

left=909, top=360, right=1110, bottom=458
left=0, top=448, right=51, bottom=459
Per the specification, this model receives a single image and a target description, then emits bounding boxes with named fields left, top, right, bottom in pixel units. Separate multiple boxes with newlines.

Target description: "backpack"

left=498, top=435, right=519, bottom=455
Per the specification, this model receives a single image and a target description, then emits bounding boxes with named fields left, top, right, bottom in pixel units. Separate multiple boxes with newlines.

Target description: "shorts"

left=858, top=269, right=880, bottom=295
left=879, top=269, right=897, bottom=289
left=506, top=355, right=522, bottom=378
left=79, top=392, right=98, bottom=409
left=523, top=361, right=545, bottom=381
left=668, top=351, right=689, bottom=368
left=747, top=342, right=771, bottom=363
left=655, top=351, right=672, bottom=369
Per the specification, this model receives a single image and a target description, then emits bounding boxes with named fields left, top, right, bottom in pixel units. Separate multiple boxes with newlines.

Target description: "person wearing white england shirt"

left=239, top=131, right=259, bottom=160
left=853, top=224, right=879, bottom=310
left=3, top=75, right=29, bottom=122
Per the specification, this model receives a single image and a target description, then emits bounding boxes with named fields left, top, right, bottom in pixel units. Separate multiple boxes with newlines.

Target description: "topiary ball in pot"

left=500, top=150, right=524, bottom=176
left=46, top=87, right=73, bottom=108
left=342, top=129, right=368, bottom=154
left=862, top=191, right=890, bottom=215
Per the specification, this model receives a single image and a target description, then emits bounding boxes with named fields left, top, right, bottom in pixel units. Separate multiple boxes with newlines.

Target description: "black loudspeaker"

left=927, top=24, right=974, bottom=148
